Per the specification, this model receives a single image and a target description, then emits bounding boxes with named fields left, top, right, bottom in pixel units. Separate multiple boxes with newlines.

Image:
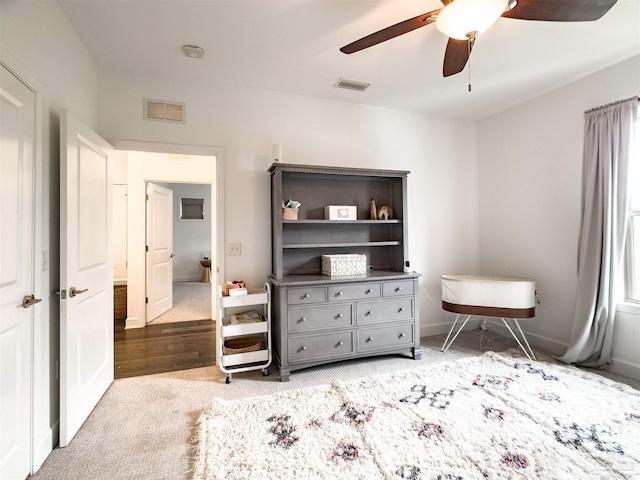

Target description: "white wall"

left=1, top=0, right=98, bottom=470
left=477, top=56, right=640, bottom=379
left=165, top=183, right=212, bottom=282
left=97, top=72, right=481, bottom=335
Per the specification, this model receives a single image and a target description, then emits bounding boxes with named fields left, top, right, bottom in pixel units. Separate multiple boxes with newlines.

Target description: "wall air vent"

left=143, top=98, right=186, bottom=123
left=334, top=78, right=370, bottom=92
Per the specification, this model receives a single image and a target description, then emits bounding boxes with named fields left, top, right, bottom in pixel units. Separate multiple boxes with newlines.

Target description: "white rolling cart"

left=217, top=282, right=272, bottom=384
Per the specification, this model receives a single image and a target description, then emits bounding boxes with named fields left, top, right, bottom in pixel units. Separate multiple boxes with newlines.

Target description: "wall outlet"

left=226, top=243, right=241, bottom=256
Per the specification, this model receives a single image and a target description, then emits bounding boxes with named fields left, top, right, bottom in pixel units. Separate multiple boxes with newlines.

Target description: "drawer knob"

left=338, top=341, right=344, bottom=346
left=366, top=310, right=373, bottom=316
left=367, top=336, right=374, bottom=342
left=399, top=332, right=406, bottom=338
left=395, top=287, right=402, bottom=292
left=336, top=313, right=343, bottom=319
left=398, top=307, right=405, bottom=312
left=337, top=291, right=344, bottom=296
left=365, top=289, right=372, bottom=294
left=300, top=317, right=307, bottom=323
left=303, top=293, right=310, bottom=299
left=301, top=345, right=307, bottom=351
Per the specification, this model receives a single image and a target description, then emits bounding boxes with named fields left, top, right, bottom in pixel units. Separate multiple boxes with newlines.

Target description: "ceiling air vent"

left=334, top=78, right=370, bottom=92
left=143, top=98, right=186, bottom=123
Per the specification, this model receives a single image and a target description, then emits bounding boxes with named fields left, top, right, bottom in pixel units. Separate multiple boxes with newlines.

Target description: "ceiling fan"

left=340, top=0, right=619, bottom=78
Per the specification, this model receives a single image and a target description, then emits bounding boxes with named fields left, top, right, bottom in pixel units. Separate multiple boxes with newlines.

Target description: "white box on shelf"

left=324, top=205, right=357, bottom=221
left=322, top=254, right=367, bottom=277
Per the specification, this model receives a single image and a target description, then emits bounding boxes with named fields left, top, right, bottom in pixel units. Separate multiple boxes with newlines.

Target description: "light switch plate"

left=226, top=243, right=241, bottom=256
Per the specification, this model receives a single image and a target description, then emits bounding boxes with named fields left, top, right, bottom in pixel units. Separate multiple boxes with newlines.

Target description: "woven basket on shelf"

left=114, top=284, right=127, bottom=320
left=223, top=336, right=263, bottom=355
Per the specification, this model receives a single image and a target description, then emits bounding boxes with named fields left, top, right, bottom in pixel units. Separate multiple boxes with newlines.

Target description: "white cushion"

left=441, top=274, right=535, bottom=309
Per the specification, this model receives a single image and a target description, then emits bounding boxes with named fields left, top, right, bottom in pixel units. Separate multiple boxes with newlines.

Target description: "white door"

left=146, top=183, right=173, bottom=322
left=59, top=110, right=113, bottom=447
left=0, top=62, right=36, bottom=480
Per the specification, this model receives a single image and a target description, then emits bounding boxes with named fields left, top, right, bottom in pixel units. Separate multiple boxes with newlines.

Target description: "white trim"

left=1, top=48, right=44, bottom=476
left=609, top=356, right=640, bottom=382
left=109, top=140, right=225, bottom=330
left=617, top=302, right=640, bottom=315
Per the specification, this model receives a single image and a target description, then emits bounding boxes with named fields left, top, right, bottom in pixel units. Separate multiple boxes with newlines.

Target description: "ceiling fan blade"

left=443, top=37, right=474, bottom=77
left=502, top=0, right=618, bottom=22
left=340, top=9, right=441, bottom=54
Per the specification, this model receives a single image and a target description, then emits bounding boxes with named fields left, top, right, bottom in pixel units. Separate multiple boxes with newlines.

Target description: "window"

left=179, top=196, right=205, bottom=221
left=625, top=115, right=640, bottom=303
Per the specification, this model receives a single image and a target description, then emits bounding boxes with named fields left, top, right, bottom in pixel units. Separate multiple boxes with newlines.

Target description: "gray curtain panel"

left=559, top=96, right=638, bottom=368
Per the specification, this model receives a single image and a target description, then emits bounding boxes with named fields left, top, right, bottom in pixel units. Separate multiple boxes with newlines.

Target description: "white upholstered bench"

left=440, top=274, right=537, bottom=360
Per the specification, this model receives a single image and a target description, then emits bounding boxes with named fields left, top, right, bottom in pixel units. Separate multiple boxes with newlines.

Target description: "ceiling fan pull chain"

left=467, top=37, right=472, bottom=92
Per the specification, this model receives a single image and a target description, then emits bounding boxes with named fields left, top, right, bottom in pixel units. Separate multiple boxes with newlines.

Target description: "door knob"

left=22, top=295, right=42, bottom=309
left=69, top=287, right=89, bottom=298
left=170, top=253, right=175, bottom=257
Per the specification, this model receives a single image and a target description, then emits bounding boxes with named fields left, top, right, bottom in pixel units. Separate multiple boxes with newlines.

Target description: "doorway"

left=146, top=182, right=213, bottom=325
left=111, top=142, right=224, bottom=331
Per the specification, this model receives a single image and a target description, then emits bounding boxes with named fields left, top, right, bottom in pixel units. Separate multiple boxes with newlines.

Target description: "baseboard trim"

left=125, top=316, right=144, bottom=329
left=420, top=318, right=483, bottom=339
left=483, top=319, right=567, bottom=356
left=173, top=276, right=201, bottom=283
left=609, top=357, right=640, bottom=382
left=32, top=420, right=58, bottom=473
left=423, top=317, right=567, bottom=357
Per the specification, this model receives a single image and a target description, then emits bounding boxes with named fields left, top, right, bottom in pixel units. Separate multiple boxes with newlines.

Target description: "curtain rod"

left=584, top=96, right=639, bottom=114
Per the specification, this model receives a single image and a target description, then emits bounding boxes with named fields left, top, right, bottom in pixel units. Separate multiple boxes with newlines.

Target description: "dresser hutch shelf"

left=268, top=163, right=421, bottom=381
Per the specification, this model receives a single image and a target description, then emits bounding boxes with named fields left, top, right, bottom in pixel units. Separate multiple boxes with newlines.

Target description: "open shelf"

left=283, top=241, right=401, bottom=249
left=283, top=219, right=401, bottom=224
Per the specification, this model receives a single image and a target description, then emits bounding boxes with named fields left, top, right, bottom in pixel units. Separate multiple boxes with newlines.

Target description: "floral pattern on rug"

left=266, top=414, right=299, bottom=449
left=500, top=452, right=530, bottom=469
left=330, top=401, right=375, bottom=425
left=553, top=419, right=625, bottom=455
left=399, top=386, right=456, bottom=408
left=332, top=442, right=359, bottom=461
left=192, top=351, right=640, bottom=480
left=417, top=422, right=445, bottom=440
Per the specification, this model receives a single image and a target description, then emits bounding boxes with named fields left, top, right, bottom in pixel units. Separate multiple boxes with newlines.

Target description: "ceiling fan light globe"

left=435, top=0, right=509, bottom=40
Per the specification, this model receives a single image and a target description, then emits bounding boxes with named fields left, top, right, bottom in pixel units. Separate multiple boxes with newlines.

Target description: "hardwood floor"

left=114, top=319, right=215, bottom=379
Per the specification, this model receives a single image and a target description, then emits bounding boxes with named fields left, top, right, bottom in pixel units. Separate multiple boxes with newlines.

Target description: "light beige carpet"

left=28, top=332, right=639, bottom=480
left=148, top=282, right=212, bottom=325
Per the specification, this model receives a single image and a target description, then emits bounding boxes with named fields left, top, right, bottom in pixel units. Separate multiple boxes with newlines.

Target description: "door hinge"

left=145, top=297, right=148, bottom=304
left=145, top=245, right=149, bottom=252
left=146, top=193, right=149, bottom=201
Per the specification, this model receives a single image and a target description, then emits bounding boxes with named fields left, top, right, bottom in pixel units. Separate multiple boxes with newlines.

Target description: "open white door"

left=0, top=61, right=36, bottom=480
left=146, top=183, right=173, bottom=322
left=59, top=110, right=113, bottom=447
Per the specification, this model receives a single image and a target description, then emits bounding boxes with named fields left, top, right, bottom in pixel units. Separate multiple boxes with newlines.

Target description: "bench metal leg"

left=441, top=314, right=471, bottom=352
left=501, top=318, right=537, bottom=361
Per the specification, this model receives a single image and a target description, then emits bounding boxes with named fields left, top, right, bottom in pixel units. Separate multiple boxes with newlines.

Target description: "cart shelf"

left=217, top=282, right=272, bottom=384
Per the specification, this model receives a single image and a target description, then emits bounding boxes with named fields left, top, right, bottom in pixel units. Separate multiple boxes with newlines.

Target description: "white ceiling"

left=57, top=0, right=640, bottom=121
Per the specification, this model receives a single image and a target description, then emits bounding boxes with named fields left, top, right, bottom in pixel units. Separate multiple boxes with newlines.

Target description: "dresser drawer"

left=288, top=304, right=353, bottom=333
left=287, top=287, right=326, bottom=305
left=383, top=280, right=414, bottom=297
left=288, top=331, right=354, bottom=363
left=357, top=298, right=413, bottom=325
left=327, top=283, right=380, bottom=302
left=357, top=323, right=414, bottom=352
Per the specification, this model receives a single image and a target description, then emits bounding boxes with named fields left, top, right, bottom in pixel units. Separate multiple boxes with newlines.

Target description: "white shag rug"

left=192, top=351, right=640, bottom=480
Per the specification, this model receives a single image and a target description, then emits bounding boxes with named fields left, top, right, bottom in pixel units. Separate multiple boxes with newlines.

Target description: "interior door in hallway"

left=146, top=183, right=173, bottom=322
left=60, top=110, right=114, bottom=447
left=0, top=60, right=36, bottom=480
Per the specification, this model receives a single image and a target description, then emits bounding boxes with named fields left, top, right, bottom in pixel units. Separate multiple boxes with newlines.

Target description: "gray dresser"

left=268, top=163, right=421, bottom=381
